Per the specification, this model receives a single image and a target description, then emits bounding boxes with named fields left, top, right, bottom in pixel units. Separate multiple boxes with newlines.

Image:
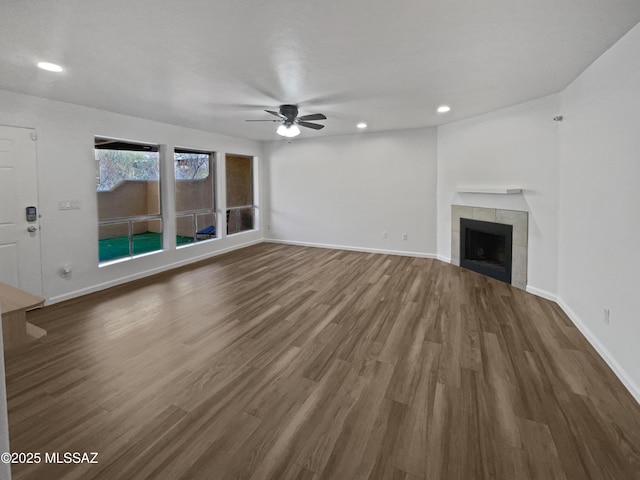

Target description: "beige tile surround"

left=451, top=205, right=528, bottom=290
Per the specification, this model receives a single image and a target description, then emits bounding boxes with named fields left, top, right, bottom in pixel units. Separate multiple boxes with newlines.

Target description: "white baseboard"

left=526, top=285, right=557, bottom=302
left=556, top=297, right=640, bottom=405
left=47, top=238, right=263, bottom=305
left=264, top=238, right=437, bottom=259
left=436, top=255, right=451, bottom=263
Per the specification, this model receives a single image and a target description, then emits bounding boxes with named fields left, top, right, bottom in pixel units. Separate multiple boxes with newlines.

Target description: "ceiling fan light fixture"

left=277, top=124, right=301, bottom=138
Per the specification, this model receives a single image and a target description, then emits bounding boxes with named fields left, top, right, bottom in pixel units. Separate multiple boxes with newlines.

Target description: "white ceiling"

left=1, top=1, right=639, bottom=141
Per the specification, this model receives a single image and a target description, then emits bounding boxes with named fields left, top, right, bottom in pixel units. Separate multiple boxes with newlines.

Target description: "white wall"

left=264, top=128, right=438, bottom=256
left=558, top=23, right=640, bottom=397
left=437, top=95, right=560, bottom=297
left=0, top=89, right=264, bottom=304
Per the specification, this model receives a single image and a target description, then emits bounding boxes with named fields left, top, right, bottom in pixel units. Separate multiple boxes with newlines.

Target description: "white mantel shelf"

left=457, top=188, right=523, bottom=195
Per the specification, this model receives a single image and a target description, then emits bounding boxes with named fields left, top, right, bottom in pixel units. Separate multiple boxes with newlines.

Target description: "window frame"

left=225, top=154, right=257, bottom=236
left=95, top=137, right=164, bottom=265
left=174, top=148, right=218, bottom=247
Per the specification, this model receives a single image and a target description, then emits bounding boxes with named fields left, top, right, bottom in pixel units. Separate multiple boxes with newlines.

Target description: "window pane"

left=99, top=223, right=130, bottom=262
left=227, top=207, right=254, bottom=235
left=176, top=215, right=195, bottom=246
left=196, top=212, right=216, bottom=242
left=226, top=155, right=253, bottom=208
left=95, top=139, right=162, bottom=264
left=96, top=146, right=160, bottom=220
left=175, top=150, right=215, bottom=247
left=132, top=219, right=163, bottom=256
left=175, top=152, right=214, bottom=213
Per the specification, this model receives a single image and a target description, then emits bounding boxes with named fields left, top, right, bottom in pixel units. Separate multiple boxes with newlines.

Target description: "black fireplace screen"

left=460, top=218, right=513, bottom=284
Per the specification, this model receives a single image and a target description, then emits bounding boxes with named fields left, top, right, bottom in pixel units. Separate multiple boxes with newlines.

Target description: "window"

left=225, top=154, right=255, bottom=234
left=175, top=149, right=216, bottom=246
left=95, top=138, right=162, bottom=263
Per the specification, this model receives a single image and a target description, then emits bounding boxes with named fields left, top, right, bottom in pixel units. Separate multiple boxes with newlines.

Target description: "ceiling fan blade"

left=298, top=121, right=325, bottom=130
left=265, top=109, right=286, bottom=119
left=297, top=113, right=327, bottom=121
left=245, top=119, right=279, bottom=122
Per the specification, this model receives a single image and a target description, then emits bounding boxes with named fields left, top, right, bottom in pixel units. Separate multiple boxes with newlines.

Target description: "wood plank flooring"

left=4, top=243, right=640, bottom=479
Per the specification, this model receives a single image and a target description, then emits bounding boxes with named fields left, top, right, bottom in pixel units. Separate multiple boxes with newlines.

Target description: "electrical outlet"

left=60, top=264, right=72, bottom=279
left=402, top=233, right=408, bottom=241
left=603, top=307, right=610, bottom=324
left=382, top=231, right=388, bottom=239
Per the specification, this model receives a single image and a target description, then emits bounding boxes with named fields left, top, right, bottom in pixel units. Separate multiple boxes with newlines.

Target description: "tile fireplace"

left=451, top=205, right=528, bottom=289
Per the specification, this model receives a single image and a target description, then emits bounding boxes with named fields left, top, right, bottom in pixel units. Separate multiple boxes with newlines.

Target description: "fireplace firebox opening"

left=460, top=218, right=513, bottom=284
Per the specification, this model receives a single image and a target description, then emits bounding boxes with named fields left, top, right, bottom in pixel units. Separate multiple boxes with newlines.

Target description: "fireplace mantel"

left=457, top=187, right=523, bottom=195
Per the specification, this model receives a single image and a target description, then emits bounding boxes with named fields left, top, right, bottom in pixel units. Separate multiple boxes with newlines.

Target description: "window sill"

left=226, top=229, right=257, bottom=238
left=98, top=249, right=163, bottom=268
left=176, top=237, right=219, bottom=249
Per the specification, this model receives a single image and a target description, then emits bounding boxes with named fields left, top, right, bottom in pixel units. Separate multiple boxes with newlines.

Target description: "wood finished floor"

left=5, top=243, right=640, bottom=480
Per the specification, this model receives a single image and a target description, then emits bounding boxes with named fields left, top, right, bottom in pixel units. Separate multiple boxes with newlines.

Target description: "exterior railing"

left=98, top=214, right=163, bottom=262
left=176, top=209, right=217, bottom=244
left=226, top=205, right=256, bottom=235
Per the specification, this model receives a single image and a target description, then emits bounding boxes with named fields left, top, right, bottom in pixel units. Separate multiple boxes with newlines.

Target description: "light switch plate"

left=58, top=200, right=81, bottom=210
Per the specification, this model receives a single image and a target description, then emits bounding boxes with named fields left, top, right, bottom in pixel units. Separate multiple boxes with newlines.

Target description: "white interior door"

left=0, top=125, right=43, bottom=296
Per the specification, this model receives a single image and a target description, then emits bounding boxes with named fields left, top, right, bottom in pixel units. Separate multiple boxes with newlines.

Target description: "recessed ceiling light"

left=357, top=122, right=367, bottom=129
left=37, top=61, right=63, bottom=73
left=437, top=105, right=451, bottom=113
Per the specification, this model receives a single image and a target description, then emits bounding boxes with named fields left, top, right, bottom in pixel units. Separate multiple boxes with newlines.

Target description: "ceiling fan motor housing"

left=280, top=104, right=299, bottom=121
